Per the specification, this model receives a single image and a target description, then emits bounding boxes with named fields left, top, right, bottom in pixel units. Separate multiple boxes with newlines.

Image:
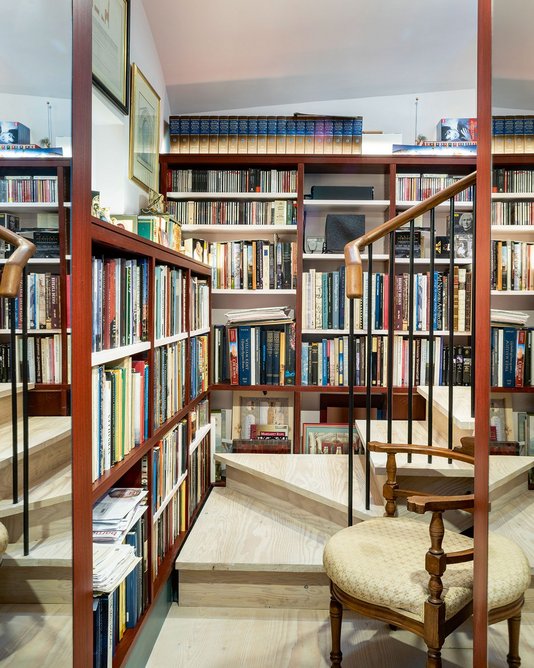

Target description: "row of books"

left=491, top=201, right=534, bottom=227
left=154, top=265, right=186, bottom=341
left=92, top=257, right=149, bottom=352
left=91, top=358, right=149, bottom=482
left=492, top=116, right=534, bottom=154
left=395, top=174, right=473, bottom=202
left=209, top=240, right=297, bottom=290
left=0, top=334, right=67, bottom=384
left=213, top=324, right=296, bottom=386
left=169, top=115, right=363, bottom=155
left=188, top=436, right=210, bottom=520
left=0, top=174, right=58, bottom=203
left=491, top=240, right=534, bottom=291
left=302, top=267, right=472, bottom=333
left=190, top=334, right=209, bottom=398
left=491, top=327, right=534, bottom=387
left=152, top=419, right=187, bottom=512
left=191, top=276, right=210, bottom=332
left=136, top=214, right=181, bottom=253
left=0, top=272, right=61, bottom=330
left=167, top=199, right=297, bottom=227
left=301, top=336, right=471, bottom=387
left=492, top=168, right=534, bottom=193
left=166, top=168, right=298, bottom=193
left=153, top=341, right=186, bottom=429
left=191, top=397, right=210, bottom=442
left=153, top=482, right=186, bottom=578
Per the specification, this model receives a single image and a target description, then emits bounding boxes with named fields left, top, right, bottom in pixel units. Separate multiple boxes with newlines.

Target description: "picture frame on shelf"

left=129, top=64, right=160, bottom=192
left=231, top=391, right=294, bottom=445
left=489, top=395, right=514, bottom=442
left=92, top=0, right=130, bottom=114
left=302, top=423, right=360, bottom=455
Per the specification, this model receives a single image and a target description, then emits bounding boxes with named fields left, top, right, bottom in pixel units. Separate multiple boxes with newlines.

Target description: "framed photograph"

left=92, top=0, right=130, bottom=114
left=129, top=64, right=161, bottom=192
left=231, top=391, right=294, bottom=445
left=489, top=396, right=513, bottom=442
left=302, top=423, right=361, bottom=455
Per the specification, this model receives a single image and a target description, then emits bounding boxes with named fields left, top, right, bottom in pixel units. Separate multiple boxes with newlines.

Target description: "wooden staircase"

left=175, top=386, right=534, bottom=612
left=0, top=383, right=72, bottom=604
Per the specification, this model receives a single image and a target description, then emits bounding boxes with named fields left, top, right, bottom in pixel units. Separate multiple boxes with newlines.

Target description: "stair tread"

left=0, top=417, right=71, bottom=462
left=176, top=487, right=339, bottom=572
left=0, top=382, right=35, bottom=400
left=489, top=490, right=534, bottom=572
left=0, top=464, right=71, bottom=515
left=215, top=453, right=384, bottom=522
left=417, top=386, right=474, bottom=430
left=3, top=532, right=71, bottom=566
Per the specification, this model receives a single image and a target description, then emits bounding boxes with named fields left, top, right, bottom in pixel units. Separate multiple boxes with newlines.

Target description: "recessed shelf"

left=189, top=423, right=212, bottom=456
left=190, top=327, right=210, bottom=337
left=91, top=341, right=151, bottom=366
left=303, top=199, right=389, bottom=211
left=153, top=332, right=188, bottom=348
left=167, top=191, right=297, bottom=200
left=181, top=224, right=297, bottom=234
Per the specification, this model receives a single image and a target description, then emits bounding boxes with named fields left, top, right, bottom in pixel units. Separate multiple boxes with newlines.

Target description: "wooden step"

left=215, top=453, right=384, bottom=527
left=0, top=464, right=71, bottom=542
left=417, top=386, right=475, bottom=432
left=489, top=490, right=534, bottom=575
left=0, top=533, right=72, bottom=604
left=0, top=382, right=35, bottom=425
left=0, top=416, right=71, bottom=498
left=176, top=487, right=336, bottom=609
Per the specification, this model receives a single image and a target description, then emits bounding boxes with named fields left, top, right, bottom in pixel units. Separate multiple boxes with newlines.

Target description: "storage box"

left=0, top=121, right=30, bottom=145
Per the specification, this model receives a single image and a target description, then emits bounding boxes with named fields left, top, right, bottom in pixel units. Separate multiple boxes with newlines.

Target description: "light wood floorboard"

left=147, top=605, right=534, bottom=668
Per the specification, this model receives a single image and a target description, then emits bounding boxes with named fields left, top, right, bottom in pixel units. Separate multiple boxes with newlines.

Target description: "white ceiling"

left=142, top=0, right=478, bottom=114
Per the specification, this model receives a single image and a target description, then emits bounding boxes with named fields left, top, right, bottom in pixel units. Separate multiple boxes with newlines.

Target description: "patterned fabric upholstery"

left=323, top=517, right=530, bottom=622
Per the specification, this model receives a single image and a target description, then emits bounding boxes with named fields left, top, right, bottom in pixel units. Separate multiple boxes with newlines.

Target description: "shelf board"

left=0, top=257, right=63, bottom=265
left=303, top=199, right=389, bottom=211
left=0, top=328, right=63, bottom=335
left=491, top=386, right=534, bottom=393
left=152, top=471, right=188, bottom=522
left=92, top=440, right=153, bottom=502
left=153, top=332, right=188, bottom=348
left=0, top=201, right=59, bottom=212
left=396, top=257, right=472, bottom=265
left=491, top=290, right=534, bottom=296
left=189, top=423, right=212, bottom=456
left=212, top=288, right=296, bottom=295
left=167, top=191, right=297, bottom=200
left=181, top=224, right=297, bottom=234
left=190, top=326, right=210, bottom=337
left=302, top=253, right=387, bottom=261
left=91, top=341, right=151, bottom=366
left=301, top=329, right=471, bottom=336
left=491, top=192, right=534, bottom=200
left=491, top=225, right=534, bottom=235
left=152, top=390, right=210, bottom=443
left=396, top=200, right=473, bottom=210
left=211, top=383, right=297, bottom=392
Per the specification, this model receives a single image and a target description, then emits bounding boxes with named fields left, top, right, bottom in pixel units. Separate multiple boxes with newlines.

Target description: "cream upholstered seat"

left=324, top=517, right=531, bottom=623
left=323, top=442, right=530, bottom=668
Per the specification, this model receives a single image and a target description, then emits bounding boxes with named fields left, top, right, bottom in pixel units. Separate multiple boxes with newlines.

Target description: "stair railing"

left=0, top=227, right=35, bottom=554
left=345, top=171, right=476, bottom=523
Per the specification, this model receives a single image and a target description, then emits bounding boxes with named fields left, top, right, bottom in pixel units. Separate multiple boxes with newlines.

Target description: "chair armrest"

left=406, top=494, right=474, bottom=514
left=368, top=441, right=474, bottom=466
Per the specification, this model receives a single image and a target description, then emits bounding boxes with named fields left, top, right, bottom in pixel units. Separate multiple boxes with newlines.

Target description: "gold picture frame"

left=129, top=64, right=160, bottom=192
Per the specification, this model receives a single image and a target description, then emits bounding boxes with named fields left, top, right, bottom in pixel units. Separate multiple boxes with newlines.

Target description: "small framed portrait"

left=129, top=64, right=160, bottom=191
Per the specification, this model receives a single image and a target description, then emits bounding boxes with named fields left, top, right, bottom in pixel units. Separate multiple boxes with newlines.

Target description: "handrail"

left=0, top=228, right=35, bottom=298
left=344, top=171, right=476, bottom=298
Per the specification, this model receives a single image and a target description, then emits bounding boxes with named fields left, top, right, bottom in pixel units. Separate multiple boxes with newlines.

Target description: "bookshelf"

left=159, top=153, right=476, bottom=452
left=0, top=157, right=71, bottom=415
left=86, top=214, right=212, bottom=664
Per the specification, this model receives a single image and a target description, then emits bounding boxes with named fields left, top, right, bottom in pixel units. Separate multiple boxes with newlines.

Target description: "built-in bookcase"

left=88, top=215, right=211, bottom=665
left=0, top=158, right=71, bottom=414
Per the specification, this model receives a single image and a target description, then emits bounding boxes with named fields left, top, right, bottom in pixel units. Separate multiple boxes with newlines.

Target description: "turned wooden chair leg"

left=329, top=595, right=343, bottom=667
left=426, top=647, right=442, bottom=668
left=507, top=614, right=522, bottom=667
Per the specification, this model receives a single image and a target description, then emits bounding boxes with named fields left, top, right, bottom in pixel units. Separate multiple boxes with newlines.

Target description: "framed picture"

left=489, top=396, right=513, bottom=442
left=92, top=0, right=130, bottom=114
left=129, top=64, right=160, bottom=192
left=302, top=423, right=361, bottom=455
left=231, top=391, right=294, bottom=445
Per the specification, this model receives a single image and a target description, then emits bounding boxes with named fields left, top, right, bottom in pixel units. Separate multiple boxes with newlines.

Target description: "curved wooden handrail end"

left=344, top=238, right=364, bottom=299
left=0, top=238, right=36, bottom=298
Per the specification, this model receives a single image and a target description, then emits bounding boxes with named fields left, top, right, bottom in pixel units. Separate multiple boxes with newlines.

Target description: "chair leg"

left=329, top=595, right=343, bottom=667
left=426, top=648, right=442, bottom=668
left=507, top=614, right=521, bottom=667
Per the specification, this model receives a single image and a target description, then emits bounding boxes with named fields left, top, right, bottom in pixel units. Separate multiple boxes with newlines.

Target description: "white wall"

left=92, top=0, right=171, bottom=214
left=205, top=88, right=477, bottom=146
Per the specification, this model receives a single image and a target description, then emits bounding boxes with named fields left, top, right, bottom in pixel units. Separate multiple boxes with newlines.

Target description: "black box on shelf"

left=310, top=185, right=374, bottom=200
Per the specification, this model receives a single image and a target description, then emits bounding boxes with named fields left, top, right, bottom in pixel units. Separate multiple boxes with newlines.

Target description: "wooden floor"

left=146, top=605, right=534, bottom=668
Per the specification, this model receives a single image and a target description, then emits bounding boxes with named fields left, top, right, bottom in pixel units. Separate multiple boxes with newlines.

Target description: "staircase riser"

left=179, top=570, right=330, bottom=609
left=0, top=435, right=70, bottom=498
left=430, top=409, right=473, bottom=448
left=0, top=568, right=71, bottom=604
left=0, top=395, right=22, bottom=425
left=226, top=467, right=347, bottom=527
left=2, top=503, right=71, bottom=543
left=489, top=472, right=529, bottom=508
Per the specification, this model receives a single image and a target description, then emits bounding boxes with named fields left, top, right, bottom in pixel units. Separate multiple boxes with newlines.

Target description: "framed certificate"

left=129, top=64, right=161, bottom=192
left=92, top=0, right=130, bottom=113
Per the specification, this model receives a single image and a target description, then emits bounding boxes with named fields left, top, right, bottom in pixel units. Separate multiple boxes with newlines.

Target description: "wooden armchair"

left=323, top=442, right=531, bottom=667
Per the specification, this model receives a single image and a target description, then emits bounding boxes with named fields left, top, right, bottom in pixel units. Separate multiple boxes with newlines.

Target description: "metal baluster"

left=407, top=219, right=415, bottom=462
left=387, top=231, right=394, bottom=443
left=21, top=268, right=30, bottom=555
left=365, top=246, right=373, bottom=510
left=347, top=297, right=354, bottom=527
left=9, top=296, right=18, bottom=503
left=428, top=208, right=435, bottom=463
left=448, top=197, right=455, bottom=458
left=470, top=186, right=476, bottom=417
